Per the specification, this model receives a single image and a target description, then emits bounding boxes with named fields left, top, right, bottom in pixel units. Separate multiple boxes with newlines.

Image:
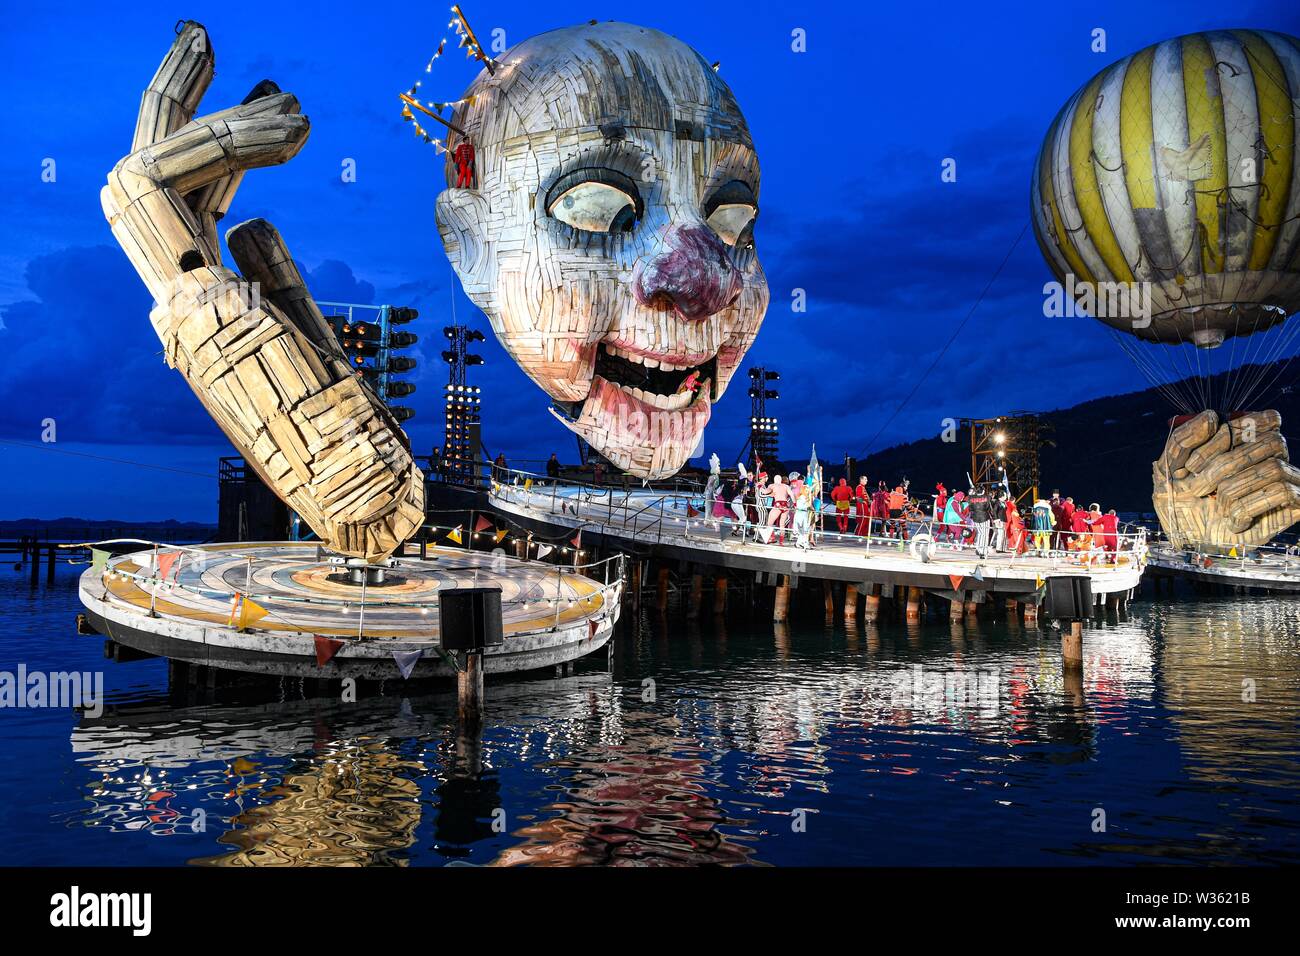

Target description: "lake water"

left=2, top=566, right=1298, bottom=866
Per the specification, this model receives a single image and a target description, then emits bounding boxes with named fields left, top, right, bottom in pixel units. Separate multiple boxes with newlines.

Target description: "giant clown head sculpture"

left=435, top=21, right=769, bottom=478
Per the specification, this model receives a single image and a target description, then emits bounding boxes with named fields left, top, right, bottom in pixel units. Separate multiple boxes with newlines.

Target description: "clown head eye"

left=704, top=180, right=758, bottom=247
left=546, top=169, right=642, bottom=234
left=707, top=204, right=757, bottom=246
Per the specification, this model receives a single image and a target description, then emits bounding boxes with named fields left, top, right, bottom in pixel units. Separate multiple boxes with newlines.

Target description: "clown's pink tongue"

left=550, top=376, right=711, bottom=479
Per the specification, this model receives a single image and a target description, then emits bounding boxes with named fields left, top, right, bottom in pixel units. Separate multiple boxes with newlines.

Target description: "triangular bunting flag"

left=392, top=649, right=423, bottom=679
left=758, top=526, right=774, bottom=544
left=948, top=574, right=965, bottom=592
left=494, top=529, right=509, bottom=543
left=687, top=505, right=700, bottom=518
left=1034, top=574, right=1044, bottom=589
left=157, top=550, right=180, bottom=580
left=475, top=515, right=494, bottom=533
left=972, top=566, right=984, bottom=582
left=91, top=548, right=110, bottom=572
left=523, top=478, right=533, bottom=491
left=446, top=526, right=463, bottom=545
left=314, top=636, right=345, bottom=667
left=536, top=544, right=554, bottom=559
left=1228, top=547, right=1238, bottom=558
left=227, top=594, right=243, bottom=627
left=570, top=530, right=582, bottom=549
left=588, top=619, right=598, bottom=640
left=239, top=597, right=268, bottom=630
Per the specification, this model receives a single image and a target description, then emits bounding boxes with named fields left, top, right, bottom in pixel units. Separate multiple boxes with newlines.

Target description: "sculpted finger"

left=1178, top=431, right=1288, bottom=497
left=129, top=111, right=310, bottom=197
left=133, top=21, right=215, bottom=151
left=1225, top=480, right=1300, bottom=534
left=1216, top=458, right=1300, bottom=503
left=104, top=111, right=309, bottom=297
left=1227, top=410, right=1283, bottom=447
left=225, top=218, right=350, bottom=371
left=1183, top=423, right=1231, bottom=475
left=186, top=85, right=301, bottom=250
left=1158, top=409, right=1218, bottom=478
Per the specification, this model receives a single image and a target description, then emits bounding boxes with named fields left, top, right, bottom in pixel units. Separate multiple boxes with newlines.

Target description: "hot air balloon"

left=1033, top=29, right=1300, bottom=550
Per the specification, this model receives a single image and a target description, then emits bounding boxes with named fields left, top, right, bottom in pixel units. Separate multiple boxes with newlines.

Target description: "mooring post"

left=47, top=542, right=56, bottom=583
left=823, top=580, right=835, bottom=623
left=1024, top=601, right=1039, bottom=625
left=773, top=575, right=790, bottom=623
left=949, top=595, right=963, bottom=622
left=844, top=583, right=858, bottom=624
left=1063, top=620, right=1083, bottom=669
left=30, top=542, right=40, bottom=586
left=964, top=599, right=980, bottom=620
left=459, top=651, right=484, bottom=727
left=713, top=575, right=728, bottom=615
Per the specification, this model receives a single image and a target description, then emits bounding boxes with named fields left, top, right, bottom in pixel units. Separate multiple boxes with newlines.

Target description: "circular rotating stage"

left=79, top=542, right=622, bottom=680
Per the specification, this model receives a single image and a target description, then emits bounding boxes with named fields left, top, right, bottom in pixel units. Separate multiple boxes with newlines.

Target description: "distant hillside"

left=844, top=363, right=1299, bottom=513
left=0, top=517, right=215, bottom=541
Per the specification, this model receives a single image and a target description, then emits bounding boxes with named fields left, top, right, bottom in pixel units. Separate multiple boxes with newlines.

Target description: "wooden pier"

left=488, top=474, right=1145, bottom=626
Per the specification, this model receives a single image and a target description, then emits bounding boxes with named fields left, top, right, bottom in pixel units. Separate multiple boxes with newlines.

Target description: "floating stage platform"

left=1146, top=544, right=1300, bottom=595
left=79, top=542, right=622, bottom=680
left=488, top=477, right=1146, bottom=621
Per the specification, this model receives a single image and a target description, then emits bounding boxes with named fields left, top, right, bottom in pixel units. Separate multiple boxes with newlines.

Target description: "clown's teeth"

left=550, top=376, right=712, bottom=480
left=643, top=356, right=659, bottom=369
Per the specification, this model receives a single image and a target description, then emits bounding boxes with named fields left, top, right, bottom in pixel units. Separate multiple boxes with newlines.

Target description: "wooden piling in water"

left=714, top=575, right=728, bottom=615
left=844, top=584, right=858, bottom=624
left=864, top=585, right=880, bottom=623
left=689, top=572, right=704, bottom=618
left=458, top=651, right=484, bottom=727
left=905, top=587, right=921, bottom=622
left=1063, top=621, right=1083, bottom=669
left=949, top=595, right=963, bottom=621
left=773, top=575, right=790, bottom=623
left=823, top=580, right=835, bottom=622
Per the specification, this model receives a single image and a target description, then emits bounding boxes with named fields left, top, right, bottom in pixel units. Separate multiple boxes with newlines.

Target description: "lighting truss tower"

left=961, top=412, right=1049, bottom=507
left=319, top=302, right=419, bottom=422
left=441, top=324, right=486, bottom=482
left=748, top=366, right=780, bottom=467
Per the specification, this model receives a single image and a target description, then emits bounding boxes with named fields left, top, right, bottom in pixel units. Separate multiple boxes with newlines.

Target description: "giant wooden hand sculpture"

left=1153, top=409, right=1300, bottom=551
left=102, top=22, right=424, bottom=561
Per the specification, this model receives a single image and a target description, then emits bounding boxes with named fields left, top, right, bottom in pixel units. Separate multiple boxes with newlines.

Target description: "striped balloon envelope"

left=1033, top=30, right=1300, bottom=349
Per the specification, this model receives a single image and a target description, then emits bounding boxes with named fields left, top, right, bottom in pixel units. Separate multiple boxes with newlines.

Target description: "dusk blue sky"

left=3, top=0, right=1299, bottom=521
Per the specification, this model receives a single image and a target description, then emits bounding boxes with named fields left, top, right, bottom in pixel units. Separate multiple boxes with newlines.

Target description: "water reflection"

left=63, top=595, right=1300, bottom=865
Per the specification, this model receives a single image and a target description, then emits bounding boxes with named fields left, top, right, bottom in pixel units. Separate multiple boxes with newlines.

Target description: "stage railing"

left=489, top=469, right=1149, bottom=570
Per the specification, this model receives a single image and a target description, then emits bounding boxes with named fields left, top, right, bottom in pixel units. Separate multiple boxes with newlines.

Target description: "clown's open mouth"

left=594, top=344, right=718, bottom=408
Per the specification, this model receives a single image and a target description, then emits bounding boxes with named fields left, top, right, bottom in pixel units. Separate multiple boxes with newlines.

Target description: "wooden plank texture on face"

left=435, top=21, right=769, bottom=479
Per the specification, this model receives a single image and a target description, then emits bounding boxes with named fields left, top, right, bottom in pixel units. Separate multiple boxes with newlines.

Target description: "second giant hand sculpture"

left=434, top=21, right=770, bottom=479
left=103, top=23, right=424, bottom=561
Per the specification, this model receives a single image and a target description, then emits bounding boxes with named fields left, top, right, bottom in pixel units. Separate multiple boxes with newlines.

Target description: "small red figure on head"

left=454, top=142, right=475, bottom=188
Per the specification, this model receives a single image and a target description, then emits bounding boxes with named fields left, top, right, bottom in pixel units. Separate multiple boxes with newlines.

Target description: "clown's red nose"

left=634, top=225, right=742, bottom=320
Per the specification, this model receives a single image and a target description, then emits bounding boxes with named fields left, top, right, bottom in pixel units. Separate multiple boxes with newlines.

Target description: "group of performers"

left=703, top=461, right=925, bottom=550
left=701, top=456, right=1124, bottom=562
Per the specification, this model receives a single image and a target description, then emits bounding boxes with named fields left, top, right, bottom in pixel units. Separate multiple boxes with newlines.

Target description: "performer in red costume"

left=854, top=475, right=871, bottom=537
left=830, top=478, right=853, bottom=533
left=1101, top=509, right=1120, bottom=555
left=1005, top=497, right=1028, bottom=553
